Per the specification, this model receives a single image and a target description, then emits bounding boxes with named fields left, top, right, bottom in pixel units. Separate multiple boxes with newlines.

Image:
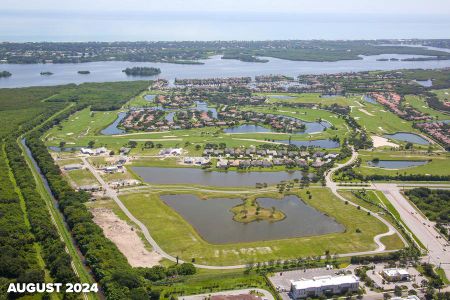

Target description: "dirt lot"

left=91, top=207, right=162, bottom=267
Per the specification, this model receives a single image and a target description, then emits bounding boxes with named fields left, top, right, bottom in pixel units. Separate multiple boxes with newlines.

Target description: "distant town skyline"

left=1, top=0, right=449, bottom=41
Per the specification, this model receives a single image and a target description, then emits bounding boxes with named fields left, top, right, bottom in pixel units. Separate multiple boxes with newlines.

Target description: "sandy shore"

left=92, top=207, right=162, bottom=267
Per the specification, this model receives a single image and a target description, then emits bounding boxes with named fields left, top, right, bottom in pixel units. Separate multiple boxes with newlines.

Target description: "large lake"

left=160, top=194, right=344, bottom=243
left=2, top=54, right=450, bottom=88
left=132, top=166, right=311, bottom=186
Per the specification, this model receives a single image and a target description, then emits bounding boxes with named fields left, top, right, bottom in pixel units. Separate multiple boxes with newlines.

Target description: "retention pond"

left=160, top=194, right=344, bottom=243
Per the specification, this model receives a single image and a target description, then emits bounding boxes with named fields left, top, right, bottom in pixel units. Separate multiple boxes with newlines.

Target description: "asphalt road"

left=375, top=183, right=450, bottom=280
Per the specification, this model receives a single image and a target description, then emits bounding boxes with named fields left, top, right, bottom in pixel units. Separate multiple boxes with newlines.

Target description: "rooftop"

left=291, top=275, right=359, bottom=290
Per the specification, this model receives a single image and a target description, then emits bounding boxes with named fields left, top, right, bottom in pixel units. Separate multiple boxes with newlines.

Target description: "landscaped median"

left=114, top=187, right=403, bottom=266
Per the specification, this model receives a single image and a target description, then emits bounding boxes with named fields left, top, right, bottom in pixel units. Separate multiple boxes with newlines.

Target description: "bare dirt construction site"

left=91, top=207, right=162, bottom=267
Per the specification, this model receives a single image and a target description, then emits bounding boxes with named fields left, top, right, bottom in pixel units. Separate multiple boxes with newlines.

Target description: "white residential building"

left=80, top=148, right=94, bottom=155
left=63, top=164, right=83, bottom=171
left=290, top=275, right=359, bottom=299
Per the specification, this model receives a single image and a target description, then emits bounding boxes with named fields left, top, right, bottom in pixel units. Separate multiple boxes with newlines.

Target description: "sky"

left=1, top=0, right=449, bottom=41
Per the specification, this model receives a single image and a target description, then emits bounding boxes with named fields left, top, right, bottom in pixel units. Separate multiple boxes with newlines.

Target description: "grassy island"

left=122, top=66, right=161, bottom=76
left=231, top=198, right=286, bottom=223
left=0, top=70, right=12, bottom=77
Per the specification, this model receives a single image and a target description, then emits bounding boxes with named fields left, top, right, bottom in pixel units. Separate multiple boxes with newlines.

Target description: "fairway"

left=355, top=150, right=450, bottom=177
left=117, top=187, right=394, bottom=265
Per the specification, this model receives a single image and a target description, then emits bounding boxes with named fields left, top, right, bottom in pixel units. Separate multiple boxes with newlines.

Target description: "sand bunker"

left=91, top=207, right=162, bottom=267
left=371, top=136, right=399, bottom=148
left=359, top=108, right=374, bottom=116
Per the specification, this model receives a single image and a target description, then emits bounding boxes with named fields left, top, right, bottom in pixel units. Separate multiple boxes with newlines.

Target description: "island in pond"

left=231, top=198, right=286, bottom=223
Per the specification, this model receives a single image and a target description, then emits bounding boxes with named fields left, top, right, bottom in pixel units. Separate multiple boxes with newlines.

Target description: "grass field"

left=403, top=95, right=449, bottom=121
left=117, top=187, right=393, bottom=265
left=337, top=190, right=406, bottom=251
left=45, top=107, right=118, bottom=140
left=432, top=88, right=450, bottom=105
left=355, top=150, right=450, bottom=176
left=65, top=169, right=99, bottom=186
left=263, top=92, right=360, bottom=106
left=349, top=101, right=418, bottom=135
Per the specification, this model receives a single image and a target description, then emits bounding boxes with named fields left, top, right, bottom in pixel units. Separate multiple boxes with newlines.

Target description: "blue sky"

left=1, top=0, right=449, bottom=41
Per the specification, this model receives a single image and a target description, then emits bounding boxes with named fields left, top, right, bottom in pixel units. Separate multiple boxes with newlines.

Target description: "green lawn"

left=403, top=95, right=449, bottom=121
left=262, top=92, right=360, bottom=106
left=65, top=169, right=99, bottom=186
left=349, top=101, right=417, bottom=135
left=118, top=187, right=391, bottom=265
left=432, top=88, right=450, bottom=105
left=355, top=150, right=450, bottom=177
left=337, top=190, right=405, bottom=251
left=45, top=107, right=118, bottom=140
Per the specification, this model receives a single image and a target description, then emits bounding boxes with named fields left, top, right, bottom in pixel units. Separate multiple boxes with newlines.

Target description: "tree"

left=88, top=140, right=95, bottom=148
left=59, top=141, right=66, bottom=149
left=128, top=141, right=138, bottom=148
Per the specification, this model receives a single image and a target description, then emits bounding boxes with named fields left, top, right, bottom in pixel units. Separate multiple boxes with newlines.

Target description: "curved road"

left=81, top=149, right=405, bottom=270
left=325, top=148, right=407, bottom=251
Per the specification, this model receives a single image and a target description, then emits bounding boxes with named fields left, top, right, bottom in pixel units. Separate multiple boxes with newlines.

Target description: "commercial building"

left=381, top=268, right=410, bottom=282
left=290, top=275, right=359, bottom=299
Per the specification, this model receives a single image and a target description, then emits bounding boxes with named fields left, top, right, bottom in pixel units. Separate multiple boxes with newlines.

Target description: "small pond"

left=160, top=194, right=344, bottom=243
left=132, top=166, right=312, bottom=186
left=224, top=124, right=271, bottom=134
left=100, top=112, right=127, bottom=135
left=363, top=95, right=378, bottom=104
left=414, top=79, right=433, bottom=87
left=224, top=120, right=331, bottom=135
left=48, top=146, right=83, bottom=152
left=144, top=94, right=156, bottom=102
left=276, top=139, right=340, bottom=149
left=383, top=132, right=430, bottom=145
left=367, top=160, right=428, bottom=169
left=268, top=95, right=296, bottom=100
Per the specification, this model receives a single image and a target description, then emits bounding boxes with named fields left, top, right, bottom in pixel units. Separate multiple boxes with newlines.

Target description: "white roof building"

left=382, top=268, right=410, bottom=282
left=290, top=275, right=359, bottom=299
left=392, top=296, right=420, bottom=300
left=80, top=148, right=94, bottom=155
left=63, top=164, right=83, bottom=171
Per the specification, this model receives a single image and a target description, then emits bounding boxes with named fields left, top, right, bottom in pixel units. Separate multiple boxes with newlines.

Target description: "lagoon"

left=132, top=166, right=311, bottom=187
left=160, top=194, right=344, bottom=243
left=100, top=112, right=126, bottom=135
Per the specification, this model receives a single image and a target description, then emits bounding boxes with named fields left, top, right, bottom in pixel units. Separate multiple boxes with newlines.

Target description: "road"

left=325, top=148, right=407, bottom=251
left=374, top=183, right=450, bottom=280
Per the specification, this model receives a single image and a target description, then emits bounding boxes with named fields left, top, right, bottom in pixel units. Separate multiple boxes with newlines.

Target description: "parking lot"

left=365, top=265, right=425, bottom=291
